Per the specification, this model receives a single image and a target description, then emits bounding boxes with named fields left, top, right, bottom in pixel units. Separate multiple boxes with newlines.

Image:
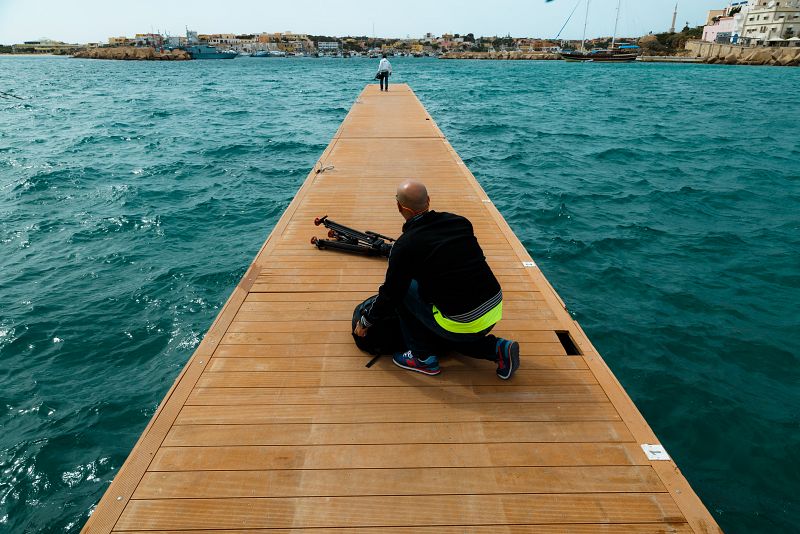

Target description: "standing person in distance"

left=376, top=53, right=392, bottom=92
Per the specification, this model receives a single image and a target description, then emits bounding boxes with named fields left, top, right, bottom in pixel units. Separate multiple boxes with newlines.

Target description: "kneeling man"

left=354, top=180, right=519, bottom=379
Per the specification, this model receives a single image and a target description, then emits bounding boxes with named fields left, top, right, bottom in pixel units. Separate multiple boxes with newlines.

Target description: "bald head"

left=396, top=180, right=430, bottom=214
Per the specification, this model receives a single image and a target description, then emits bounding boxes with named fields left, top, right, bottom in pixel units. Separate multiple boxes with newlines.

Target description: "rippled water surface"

left=1, top=56, right=798, bottom=533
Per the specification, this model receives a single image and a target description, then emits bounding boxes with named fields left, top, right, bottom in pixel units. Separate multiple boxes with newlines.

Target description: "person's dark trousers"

left=397, top=280, right=497, bottom=360
left=379, top=72, right=389, bottom=91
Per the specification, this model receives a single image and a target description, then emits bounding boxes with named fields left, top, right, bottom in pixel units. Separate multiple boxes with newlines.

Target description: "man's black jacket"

left=361, top=210, right=501, bottom=327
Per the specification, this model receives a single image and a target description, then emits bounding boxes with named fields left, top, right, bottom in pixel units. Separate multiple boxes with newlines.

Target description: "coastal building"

left=706, top=9, right=727, bottom=24
left=318, top=41, right=340, bottom=54
left=287, top=40, right=308, bottom=54
left=134, top=33, right=163, bottom=47
left=164, top=36, right=187, bottom=48
left=204, top=34, right=236, bottom=47
left=11, top=39, right=84, bottom=54
left=741, top=0, right=800, bottom=44
left=731, top=2, right=754, bottom=43
left=703, top=14, right=736, bottom=42
left=702, top=2, right=752, bottom=44
left=108, top=36, right=134, bottom=46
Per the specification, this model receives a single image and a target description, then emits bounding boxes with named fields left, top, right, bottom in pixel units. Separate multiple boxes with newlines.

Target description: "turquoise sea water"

left=0, top=56, right=798, bottom=532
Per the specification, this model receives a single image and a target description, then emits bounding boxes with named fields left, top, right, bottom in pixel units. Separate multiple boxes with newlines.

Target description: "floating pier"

left=83, top=84, right=720, bottom=533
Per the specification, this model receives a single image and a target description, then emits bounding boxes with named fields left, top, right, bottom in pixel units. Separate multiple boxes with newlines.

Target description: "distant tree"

left=465, top=33, right=475, bottom=42
left=683, top=25, right=704, bottom=39
left=662, top=25, right=703, bottom=50
left=784, top=27, right=795, bottom=39
left=638, top=34, right=667, bottom=53
left=308, top=35, right=338, bottom=43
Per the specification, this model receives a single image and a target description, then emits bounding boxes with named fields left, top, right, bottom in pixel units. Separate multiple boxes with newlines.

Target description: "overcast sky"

left=0, top=0, right=724, bottom=44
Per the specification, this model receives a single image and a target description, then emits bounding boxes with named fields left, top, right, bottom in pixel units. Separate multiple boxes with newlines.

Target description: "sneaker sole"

left=392, top=358, right=441, bottom=376
left=498, top=341, right=520, bottom=380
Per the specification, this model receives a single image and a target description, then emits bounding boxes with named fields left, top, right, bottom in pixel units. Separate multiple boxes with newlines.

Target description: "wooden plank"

left=233, top=307, right=557, bottom=322
left=205, top=355, right=582, bottom=372
left=211, top=342, right=568, bottom=357
left=229, top=319, right=558, bottom=333
left=149, top=442, right=649, bottom=471
left=243, top=290, right=546, bottom=303
left=249, top=282, right=538, bottom=293
left=116, top=526, right=693, bottom=534
left=194, top=369, right=598, bottom=388
left=115, top=494, right=685, bottom=530
left=186, top=385, right=610, bottom=406
left=133, top=466, right=666, bottom=499
left=162, top=421, right=633, bottom=447
left=220, top=330, right=560, bottom=345
left=174, top=402, right=619, bottom=425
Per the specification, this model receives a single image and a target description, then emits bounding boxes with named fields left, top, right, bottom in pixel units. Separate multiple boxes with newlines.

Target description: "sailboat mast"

left=611, top=0, right=621, bottom=49
left=581, top=0, right=591, bottom=52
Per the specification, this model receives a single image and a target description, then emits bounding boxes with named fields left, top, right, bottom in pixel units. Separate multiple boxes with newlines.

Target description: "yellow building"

left=108, top=36, right=132, bottom=46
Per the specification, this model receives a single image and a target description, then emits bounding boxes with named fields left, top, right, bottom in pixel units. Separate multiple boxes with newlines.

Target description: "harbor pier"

left=83, top=84, right=720, bottom=533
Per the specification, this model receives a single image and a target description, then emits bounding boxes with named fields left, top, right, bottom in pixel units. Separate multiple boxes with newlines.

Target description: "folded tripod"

left=311, top=216, right=394, bottom=257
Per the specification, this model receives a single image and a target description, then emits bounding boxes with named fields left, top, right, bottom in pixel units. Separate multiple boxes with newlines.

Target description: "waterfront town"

left=2, top=0, right=799, bottom=64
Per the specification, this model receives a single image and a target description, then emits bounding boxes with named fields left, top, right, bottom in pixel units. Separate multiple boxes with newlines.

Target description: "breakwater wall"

left=72, top=47, right=190, bottom=61
left=440, top=51, right=560, bottom=60
left=685, top=40, right=800, bottom=66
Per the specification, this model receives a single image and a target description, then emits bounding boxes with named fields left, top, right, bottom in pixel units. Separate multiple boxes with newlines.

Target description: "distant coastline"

left=440, top=51, right=561, bottom=61
left=72, top=47, right=190, bottom=61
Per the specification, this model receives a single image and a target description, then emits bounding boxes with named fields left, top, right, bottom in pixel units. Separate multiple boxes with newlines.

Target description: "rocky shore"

left=72, top=47, right=191, bottom=61
left=685, top=40, right=800, bottom=67
left=703, top=47, right=800, bottom=66
left=440, top=51, right=561, bottom=60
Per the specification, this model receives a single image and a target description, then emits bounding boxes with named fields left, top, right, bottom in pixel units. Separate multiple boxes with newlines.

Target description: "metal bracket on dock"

left=481, top=199, right=492, bottom=203
left=522, top=261, right=537, bottom=268
left=641, top=444, right=671, bottom=461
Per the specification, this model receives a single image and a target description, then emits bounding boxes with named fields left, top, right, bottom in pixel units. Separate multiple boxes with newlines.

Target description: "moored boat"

left=560, top=0, right=639, bottom=63
left=185, top=44, right=237, bottom=60
left=560, top=49, right=638, bottom=62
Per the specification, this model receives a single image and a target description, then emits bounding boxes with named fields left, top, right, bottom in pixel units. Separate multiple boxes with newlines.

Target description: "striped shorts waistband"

left=444, top=290, right=503, bottom=323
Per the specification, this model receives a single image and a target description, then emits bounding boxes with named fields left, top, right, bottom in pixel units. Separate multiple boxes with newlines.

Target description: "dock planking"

left=83, top=84, right=720, bottom=533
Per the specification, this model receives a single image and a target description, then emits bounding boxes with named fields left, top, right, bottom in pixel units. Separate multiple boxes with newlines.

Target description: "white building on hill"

left=703, top=1, right=751, bottom=44
left=741, top=0, right=800, bottom=45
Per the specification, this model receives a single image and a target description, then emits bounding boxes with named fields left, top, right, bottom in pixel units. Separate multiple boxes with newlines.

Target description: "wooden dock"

left=83, top=84, right=720, bottom=533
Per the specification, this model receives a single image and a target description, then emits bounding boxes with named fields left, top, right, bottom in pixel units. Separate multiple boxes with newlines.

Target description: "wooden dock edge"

left=82, top=84, right=721, bottom=533
left=80, top=136, right=345, bottom=533
left=436, top=135, right=719, bottom=534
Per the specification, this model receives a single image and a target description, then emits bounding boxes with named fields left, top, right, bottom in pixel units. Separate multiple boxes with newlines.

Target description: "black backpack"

left=351, top=295, right=405, bottom=360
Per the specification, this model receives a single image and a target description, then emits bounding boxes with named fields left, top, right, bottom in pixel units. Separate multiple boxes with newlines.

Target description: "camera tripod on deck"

left=311, top=216, right=394, bottom=258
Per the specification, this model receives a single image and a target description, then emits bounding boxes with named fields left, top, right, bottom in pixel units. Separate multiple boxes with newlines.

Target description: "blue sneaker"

left=495, top=338, right=520, bottom=380
left=392, top=351, right=441, bottom=376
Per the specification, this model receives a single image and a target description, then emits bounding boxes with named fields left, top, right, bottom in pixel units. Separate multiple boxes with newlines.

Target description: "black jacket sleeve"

left=360, top=240, right=413, bottom=327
